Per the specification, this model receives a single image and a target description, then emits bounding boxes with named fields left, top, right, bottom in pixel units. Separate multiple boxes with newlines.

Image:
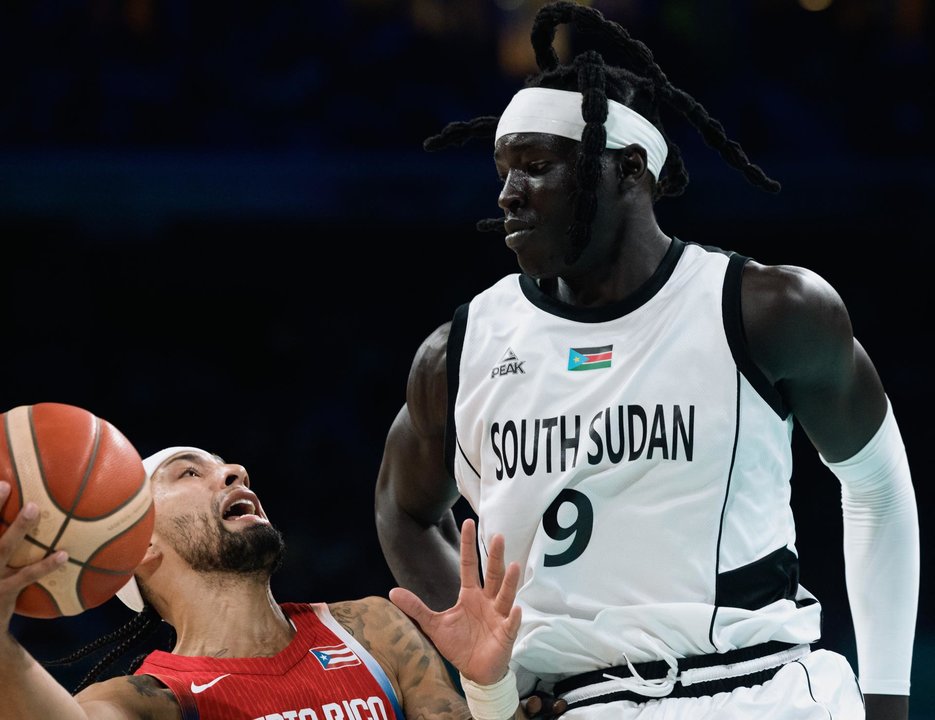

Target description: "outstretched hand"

left=0, top=481, right=68, bottom=626
left=389, top=517, right=521, bottom=686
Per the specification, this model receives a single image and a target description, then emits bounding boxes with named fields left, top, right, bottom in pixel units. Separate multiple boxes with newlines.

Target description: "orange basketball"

left=0, top=402, right=154, bottom=618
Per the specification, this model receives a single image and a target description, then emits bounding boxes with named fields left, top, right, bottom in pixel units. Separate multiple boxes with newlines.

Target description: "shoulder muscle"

left=406, top=321, right=451, bottom=438
left=741, top=261, right=852, bottom=387
left=741, top=260, right=887, bottom=459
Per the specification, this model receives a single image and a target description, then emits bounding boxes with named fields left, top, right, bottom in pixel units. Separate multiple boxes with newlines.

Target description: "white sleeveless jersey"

left=445, top=238, right=823, bottom=693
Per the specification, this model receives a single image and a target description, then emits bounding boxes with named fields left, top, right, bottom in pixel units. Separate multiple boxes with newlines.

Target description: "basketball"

left=0, top=402, right=154, bottom=618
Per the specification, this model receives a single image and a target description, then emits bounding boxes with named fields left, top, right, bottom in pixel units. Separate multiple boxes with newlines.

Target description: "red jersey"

left=135, top=602, right=404, bottom=720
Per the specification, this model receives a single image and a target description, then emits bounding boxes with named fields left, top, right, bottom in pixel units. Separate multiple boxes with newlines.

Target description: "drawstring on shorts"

left=528, top=640, right=811, bottom=714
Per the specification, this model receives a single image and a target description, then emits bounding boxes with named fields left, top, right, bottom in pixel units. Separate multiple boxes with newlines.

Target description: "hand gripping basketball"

left=0, top=403, right=154, bottom=618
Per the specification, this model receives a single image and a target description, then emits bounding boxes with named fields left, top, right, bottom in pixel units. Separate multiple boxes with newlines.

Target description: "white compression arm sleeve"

left=820, top=397, right=919, bottom=695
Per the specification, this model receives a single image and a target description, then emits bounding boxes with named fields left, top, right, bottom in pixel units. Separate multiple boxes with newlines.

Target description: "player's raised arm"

left=0, top=481, right=174, bottom=720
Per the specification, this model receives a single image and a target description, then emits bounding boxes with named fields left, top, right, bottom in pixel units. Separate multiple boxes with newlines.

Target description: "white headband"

left=495, top=87, right=668, bottom=180
left=115, top=446, right=209, bottom=612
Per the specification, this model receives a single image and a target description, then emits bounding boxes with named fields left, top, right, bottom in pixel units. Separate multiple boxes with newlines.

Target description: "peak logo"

left=491, top=348, right=526, bottom=379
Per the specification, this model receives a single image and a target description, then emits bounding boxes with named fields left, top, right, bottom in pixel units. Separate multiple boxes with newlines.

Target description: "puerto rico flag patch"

left=568, top=345, right=613, bottom=371
left=310, top=643, right=362, bottom=670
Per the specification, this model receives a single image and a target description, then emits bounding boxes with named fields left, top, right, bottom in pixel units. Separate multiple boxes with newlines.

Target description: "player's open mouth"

left=222, top=494, right=267, bottom=523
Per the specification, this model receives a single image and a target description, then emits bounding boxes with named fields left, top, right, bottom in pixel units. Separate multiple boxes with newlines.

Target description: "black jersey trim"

left=709, top=371, right=801, bottom=637
left=722, top=252, right=789, bottom=419
left=517, top=237, right=687, bottom=322
left=716, top=545, right=801, bottom=610
left=444, top=303, right=469, bottom=478
left=708, top=370, right=743, bottom=650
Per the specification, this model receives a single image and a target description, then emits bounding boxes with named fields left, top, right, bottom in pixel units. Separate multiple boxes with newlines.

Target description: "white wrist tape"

left=460, top=669, right=519, bottom=720
left=821, top=397, right=919, bottom=695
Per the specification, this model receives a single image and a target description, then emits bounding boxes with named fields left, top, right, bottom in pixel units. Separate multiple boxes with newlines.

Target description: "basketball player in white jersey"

left=374, top=2, right=919, bottom=719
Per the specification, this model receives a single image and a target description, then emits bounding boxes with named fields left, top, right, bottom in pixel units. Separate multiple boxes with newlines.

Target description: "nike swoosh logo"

left=190, top=674, right=231, bottom=694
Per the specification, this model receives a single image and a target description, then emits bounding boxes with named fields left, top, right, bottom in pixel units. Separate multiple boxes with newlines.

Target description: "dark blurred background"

left=1, top=0, right=931, bottom=713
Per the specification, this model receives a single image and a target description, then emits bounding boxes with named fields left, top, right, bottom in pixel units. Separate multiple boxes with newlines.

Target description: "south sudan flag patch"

left=568, top=345, right=613, bottom=371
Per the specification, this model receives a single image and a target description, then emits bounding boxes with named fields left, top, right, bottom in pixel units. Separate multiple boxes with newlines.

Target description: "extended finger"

left=1, top=550, right=68, bottom=589
left=0, top=500, right=41, bottom=563
left=0, top=480, right=11, bottom=528
left=483, top=532, right=506, bottom=597
left=494, top=560, right=522, bottom=617
left=388, top=586, right=435, bottom=630
left=459, top=518, right=481, bottom=589
left=0, top=498, right=69, bottom=588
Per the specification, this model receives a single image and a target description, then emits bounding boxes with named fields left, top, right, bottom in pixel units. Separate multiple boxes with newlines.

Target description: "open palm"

left=389, top=518, right=521, bottom=686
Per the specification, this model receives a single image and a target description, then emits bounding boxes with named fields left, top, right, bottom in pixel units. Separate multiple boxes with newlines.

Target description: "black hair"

left=425, top=1, right=780, bottom=261
left=42, top=603, right=175, bottom=694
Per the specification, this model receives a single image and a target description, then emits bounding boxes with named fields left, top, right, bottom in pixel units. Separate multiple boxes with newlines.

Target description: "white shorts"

left=561, top=650, right=864, bottom=719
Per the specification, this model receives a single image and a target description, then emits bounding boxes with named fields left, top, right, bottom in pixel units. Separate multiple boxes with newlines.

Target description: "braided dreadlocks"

left=425, top=1, right=779, bottom=259
left=42, top=604, right=174, bottom=694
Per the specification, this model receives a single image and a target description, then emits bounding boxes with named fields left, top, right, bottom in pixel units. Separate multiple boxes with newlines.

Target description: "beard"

left=170, top=512, right=286, bottom=578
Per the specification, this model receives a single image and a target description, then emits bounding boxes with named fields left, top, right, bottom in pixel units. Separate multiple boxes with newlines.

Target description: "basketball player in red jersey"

left=0, top=446, right=525, bottom=720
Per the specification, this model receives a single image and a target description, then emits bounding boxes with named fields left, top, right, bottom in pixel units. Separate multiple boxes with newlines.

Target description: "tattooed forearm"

left=407, top=696, right=472, bottom=720
left=330, top=598, right=475, bottom=720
